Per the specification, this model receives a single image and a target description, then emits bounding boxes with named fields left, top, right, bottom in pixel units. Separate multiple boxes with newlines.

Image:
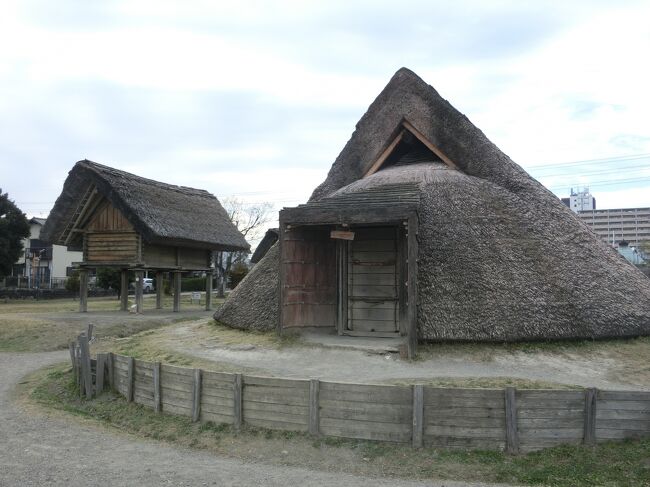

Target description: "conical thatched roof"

left=42, top=160, right=249, bottom=251
left=215, top=68, right=650, bottom=340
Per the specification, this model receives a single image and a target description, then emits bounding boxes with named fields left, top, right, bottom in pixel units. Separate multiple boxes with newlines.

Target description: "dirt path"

left=0, top=351, right=511, bottom=487
left=161, top=323, right=649, bottom=390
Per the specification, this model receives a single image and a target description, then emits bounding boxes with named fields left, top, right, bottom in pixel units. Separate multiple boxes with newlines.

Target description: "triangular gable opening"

left=364, top=120, right=458, bottom=177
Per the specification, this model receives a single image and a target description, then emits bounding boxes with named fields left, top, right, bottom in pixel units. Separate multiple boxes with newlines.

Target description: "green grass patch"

left=26, top=365, right=650, bottom=487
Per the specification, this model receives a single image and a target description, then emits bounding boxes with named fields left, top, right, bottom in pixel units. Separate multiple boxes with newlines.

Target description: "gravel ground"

left=167, top=324, right=647, bottom=390
left=0, top=351, right=513, bottom=487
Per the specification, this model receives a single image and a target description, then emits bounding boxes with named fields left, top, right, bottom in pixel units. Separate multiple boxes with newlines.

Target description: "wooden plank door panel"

left=347, top=226, right=399, bottom=334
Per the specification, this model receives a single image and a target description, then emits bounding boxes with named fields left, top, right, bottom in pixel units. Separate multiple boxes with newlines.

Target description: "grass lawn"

left=0, top=296, right=218, bottom=353
left=25, top=364, right=650, bottom=487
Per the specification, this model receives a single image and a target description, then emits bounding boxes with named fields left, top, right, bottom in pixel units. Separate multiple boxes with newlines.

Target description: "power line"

left=526, top=152, right=650, bottom=169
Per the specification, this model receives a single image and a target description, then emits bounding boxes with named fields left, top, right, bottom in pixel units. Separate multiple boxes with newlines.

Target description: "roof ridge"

left=78, top=159, right=215, bottom=199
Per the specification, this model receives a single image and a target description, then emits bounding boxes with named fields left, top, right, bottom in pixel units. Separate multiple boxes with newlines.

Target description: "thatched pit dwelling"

left=215, top=68, right=650, bottom=357
left=42, top=160, right=249, bottom=312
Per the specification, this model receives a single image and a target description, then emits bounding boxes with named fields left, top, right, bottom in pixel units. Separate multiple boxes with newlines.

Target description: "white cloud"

left=1, top=0, right=649, bottom=215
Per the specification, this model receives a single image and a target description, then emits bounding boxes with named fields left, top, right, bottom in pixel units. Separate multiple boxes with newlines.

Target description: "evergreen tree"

left=0, top=189, right=30, bottom=276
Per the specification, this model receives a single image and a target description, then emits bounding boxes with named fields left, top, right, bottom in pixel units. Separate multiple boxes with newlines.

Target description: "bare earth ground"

left=0, top=351, right=513, bottom=487
left=112, top=319, right=650, bottom=391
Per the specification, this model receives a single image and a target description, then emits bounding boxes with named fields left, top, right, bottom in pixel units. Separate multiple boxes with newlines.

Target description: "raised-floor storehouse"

left=41, top=160, right=249, bottom=312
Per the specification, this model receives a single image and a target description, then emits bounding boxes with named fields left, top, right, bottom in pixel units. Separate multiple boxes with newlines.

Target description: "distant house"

left=11, top=217, right=82, bottom=288
left=41, top=160, right=249, bottom=312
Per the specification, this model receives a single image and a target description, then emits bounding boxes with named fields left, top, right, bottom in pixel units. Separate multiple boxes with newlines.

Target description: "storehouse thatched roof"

left=42, top=160, right=249, bottom=252
left=215, top=68, right=650, bottom=340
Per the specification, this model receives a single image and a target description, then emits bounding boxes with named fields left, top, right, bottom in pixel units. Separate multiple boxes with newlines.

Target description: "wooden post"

left=107, top=352, right=114, bottom=391
left=86, top=323, right=94, bottom=342
left=336, top=240, right=348, bottom=335
left=192, top=368, right=202, bottom=422
left=233, top=373, right=242, bottom=430
left=277, top=222, right=285, bottom=336
left=155, top=271, right=163, bottom=309
left=153, top=362, right=161, bottom=413
left=79, top=269, right=88, bottom=313
left=69, top=342, right=76, bottom=372
left=134, top=269, right=144, bottom=314
left=78, top=333, right=92, bottom=399
left=75, top=345, right=82, bottom=393
left=309, top=379, right=320, bottom=436
left=126, top=356, right=135, bottom=402
left=95, top=353, right=105, bottom=395
left=173, top=271, right=181, bottom=312
left=412, top=384, right=424, bottom=448
left=205, top=271, right=213, bottom=311
left=584, top=387, right=597, bottom=445
left=407, top=215, right=419, bottom=359
left=505, top=387, right=519, bottom=454
left=120, top=269, right=129, bottom=311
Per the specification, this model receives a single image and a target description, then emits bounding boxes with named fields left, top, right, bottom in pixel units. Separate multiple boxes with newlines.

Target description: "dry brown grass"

left=383, top=376, right=579, bottom=389
left=0, top=296, right=218, bottom=352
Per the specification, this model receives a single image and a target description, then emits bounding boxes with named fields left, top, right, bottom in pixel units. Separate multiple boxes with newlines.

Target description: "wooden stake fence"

left=67, top=339, right=650, bottom=453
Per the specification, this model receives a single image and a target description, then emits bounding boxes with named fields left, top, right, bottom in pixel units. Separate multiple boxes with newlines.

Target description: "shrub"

left=180, top=277, right=206, bottom=292
left=65, top=271, right=80, bottom=292
left=228, top=262, right=248, bottom=289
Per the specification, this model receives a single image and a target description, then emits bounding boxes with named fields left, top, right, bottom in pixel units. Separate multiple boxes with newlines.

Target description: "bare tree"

left=215, top=197, right=273, bottom=297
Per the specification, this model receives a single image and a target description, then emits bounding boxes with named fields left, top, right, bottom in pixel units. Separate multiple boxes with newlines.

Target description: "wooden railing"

left=69, top=346, right=650, bottom=453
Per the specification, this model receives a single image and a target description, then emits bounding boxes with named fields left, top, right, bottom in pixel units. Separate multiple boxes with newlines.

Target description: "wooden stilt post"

left=120, top=269, right=129, bottom=311
left=135, top=269, right=144, bottom=313
left=173, top=271, right=181, bottom=312
left=155, top=271, right=163, bottom=309
left=79, top=269, right=88, bottom=313
left=205, top=271, right=213, bottom=311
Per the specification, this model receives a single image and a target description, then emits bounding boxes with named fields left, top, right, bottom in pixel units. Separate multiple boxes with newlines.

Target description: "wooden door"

left=347, top=226, right=399, bottom=335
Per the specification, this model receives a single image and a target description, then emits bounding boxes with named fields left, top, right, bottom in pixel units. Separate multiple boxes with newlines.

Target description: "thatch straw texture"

left=214, top=68, right=650, bottom=340
left=42, top=160, right=249, bottom=251
left=214, top=243, right=279, bottom=331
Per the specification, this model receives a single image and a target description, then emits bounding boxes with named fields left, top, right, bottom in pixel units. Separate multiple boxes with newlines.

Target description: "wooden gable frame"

left=363, top=119, right=458, bottom=178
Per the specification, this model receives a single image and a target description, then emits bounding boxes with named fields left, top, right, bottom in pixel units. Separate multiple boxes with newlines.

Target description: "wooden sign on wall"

left=330, top=230, right=355, bottom=240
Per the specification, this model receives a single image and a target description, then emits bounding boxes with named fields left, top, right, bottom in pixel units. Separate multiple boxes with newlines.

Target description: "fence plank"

left=192, top=369, right=202, bottom=422
left=234, top=373, right=242, bottom=430
left=68, top=342, right=76, bottom=371
left=153, top=362, right=161, bottom=413
left=127, top=356, right=135, bottom=402
left=96, top=353, right=105, bottom=395
left=309, top=379, right=320, bottom=436
left=107, top=353, right=114, bottom=391
left=75, top=345, right=81, bottom=392
left=78, top=334, right=92, bottom=399
left=505, top=387, right=519, bottom=454
left=584, top=387, right=597, bottom=445
left=412, top=384, right=424, bottom=448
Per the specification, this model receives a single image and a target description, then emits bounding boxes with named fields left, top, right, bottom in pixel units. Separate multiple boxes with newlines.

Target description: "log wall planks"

left=104, top=354, right=650, bottom=453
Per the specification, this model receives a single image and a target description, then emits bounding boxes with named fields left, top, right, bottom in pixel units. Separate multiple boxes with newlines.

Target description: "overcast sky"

left=1, top=0, right=649, bottom=246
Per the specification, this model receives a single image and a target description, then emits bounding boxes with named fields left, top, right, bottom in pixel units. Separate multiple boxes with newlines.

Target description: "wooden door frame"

left=278, top=211, right=419, bottom=359
left=339, top=224, right=402, bottom=338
